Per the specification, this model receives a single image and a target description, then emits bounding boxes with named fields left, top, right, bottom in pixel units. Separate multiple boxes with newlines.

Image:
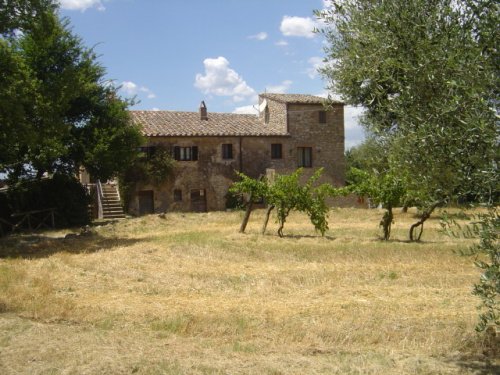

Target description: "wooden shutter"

left=192, top=146, right=198, bottom=161
left=173, top=146, right=180, bottom=161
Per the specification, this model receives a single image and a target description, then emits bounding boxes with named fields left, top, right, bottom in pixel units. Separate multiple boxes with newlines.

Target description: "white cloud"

left=266, top=80, right=293, bottom=94
left=59, top=0, right=105, bottom=11
left=307, top=56, right=326, bottom=79
left=120, top=81, right=138, bottom=96
left=140, top=87, right=156, bottom=99
left=275, top=40, right=289, bottom=47
left=194, top=56, right=256, bottom=102
left=248, top=32, right=268, bottom=41
left=280, top=16, right=317, bottom=38
left=120, top=81, right=156, bottom=100
left=233, top=105, right=258, bottom=115
left=151, top=107, right=160, bottom=111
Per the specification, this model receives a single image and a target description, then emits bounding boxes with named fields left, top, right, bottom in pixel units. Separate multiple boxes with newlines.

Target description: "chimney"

left=199, top=101, right=208, bottom=121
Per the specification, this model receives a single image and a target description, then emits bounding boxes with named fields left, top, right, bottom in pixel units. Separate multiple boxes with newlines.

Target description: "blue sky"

left=58, top=0, right=364, bottom=148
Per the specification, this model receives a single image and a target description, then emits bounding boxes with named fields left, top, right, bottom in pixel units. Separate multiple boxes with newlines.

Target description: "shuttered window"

left=173, top=146, right=198, bottom=161
left=297, top=147, right=312, bottom=168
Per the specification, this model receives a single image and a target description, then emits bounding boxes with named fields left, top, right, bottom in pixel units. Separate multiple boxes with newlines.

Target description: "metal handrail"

left=96, top=179, right=104, bottom=219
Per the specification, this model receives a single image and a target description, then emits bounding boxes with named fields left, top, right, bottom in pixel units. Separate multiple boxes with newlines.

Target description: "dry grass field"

left=0, top=208, right=498, bottom=374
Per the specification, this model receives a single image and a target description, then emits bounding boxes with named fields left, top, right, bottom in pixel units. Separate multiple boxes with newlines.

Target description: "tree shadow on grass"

left=0, top=231, right=143, bottom=259
left=277, top=234, right=336, bottom=240
left=449, top=357, right=500, bottom=375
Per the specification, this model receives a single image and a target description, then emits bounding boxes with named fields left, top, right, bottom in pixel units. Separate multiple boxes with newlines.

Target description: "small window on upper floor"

left=271, top=144, right=282, bottom=159
left=319, top=110, right=327, bottom=124
left=222, top=144, right=233, bottom=159
left=173, top=146, right=198, bottom=161
left=264, top=106, right=270, bottom=124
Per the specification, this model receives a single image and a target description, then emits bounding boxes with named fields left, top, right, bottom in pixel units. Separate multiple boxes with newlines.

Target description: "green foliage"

left=0, top=0, right=55, bottom=35
left=1, top=174, right=91, bottom=227
left=267, top=169, right=304, bottom=237
left=0, top=1, right=142, bottom=181
left=144, top=147, right=176, bottom=185
left=317, top=0, right=498, bottom=205
left=224, top=190, right=244, bottom=210
left=345, top=136, right=389, bottom=184
left=444, top=208, right=499, bottom=331
left=229, top=172, right=269, bottom=203
left=348, top=167, right=407, bottom=240
left=230, top=169, right=343, bottom=237
left=119, top=146, right=175, bottom=211
left=348, top=168, right=407, bottom=210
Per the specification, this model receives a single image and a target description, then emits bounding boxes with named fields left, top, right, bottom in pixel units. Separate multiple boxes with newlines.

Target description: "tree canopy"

left=230, top=169, right=343, bottom=237
left=0, top=0, right=142, bottom=181
left=317, top=0, right=498, bottom=205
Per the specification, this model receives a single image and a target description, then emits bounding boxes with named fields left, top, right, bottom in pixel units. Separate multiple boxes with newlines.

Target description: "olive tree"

left=317, top=0, right=498, bottom=239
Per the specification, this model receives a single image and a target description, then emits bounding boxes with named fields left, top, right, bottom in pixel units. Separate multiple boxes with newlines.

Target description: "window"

left=271, top=144, right=282, bottom=159
left=173, top=189, right=182, bottom=202
left=139, top=146, right=156, bottom=160
left=319, top=110, right=327, bottom=124
left=222, top=144, right=233, bottom=159
left=173, top=146, right=198, bottom=161
left=297, top=147, right=312, bottom=168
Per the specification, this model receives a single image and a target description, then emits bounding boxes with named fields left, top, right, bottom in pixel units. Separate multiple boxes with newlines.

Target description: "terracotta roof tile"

left=260, top=93, right=343, bottom=104
left=130, top=110, right=289, bottom=137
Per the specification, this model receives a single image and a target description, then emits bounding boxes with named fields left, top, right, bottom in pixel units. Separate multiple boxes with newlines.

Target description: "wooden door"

left=138, top=190, right=154, bottom=215
left=190, top=189, right=207, bottom=212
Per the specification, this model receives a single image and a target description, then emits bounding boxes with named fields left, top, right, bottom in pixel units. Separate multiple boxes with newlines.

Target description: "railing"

left=96, top=179, right=104, bottom=219
left=0, top=208, right=56, bottom=236
left=112, top=180, right=121, bottom=203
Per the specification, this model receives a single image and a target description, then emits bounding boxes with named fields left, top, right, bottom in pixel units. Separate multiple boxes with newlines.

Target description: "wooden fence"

left=0, top=208, right=56, bottom=236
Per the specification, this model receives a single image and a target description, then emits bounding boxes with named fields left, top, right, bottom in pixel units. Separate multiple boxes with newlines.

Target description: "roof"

left=130, top=110, right=289, bottom=137
left=260, top=93, right=343, bottom=105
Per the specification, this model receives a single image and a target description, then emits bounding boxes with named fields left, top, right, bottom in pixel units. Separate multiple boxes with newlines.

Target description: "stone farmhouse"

left=127, top=93, right=345, bottom=215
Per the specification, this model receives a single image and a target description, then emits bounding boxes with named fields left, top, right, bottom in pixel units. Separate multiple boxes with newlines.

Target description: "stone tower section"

left=259, top=93, right=345, bottom=187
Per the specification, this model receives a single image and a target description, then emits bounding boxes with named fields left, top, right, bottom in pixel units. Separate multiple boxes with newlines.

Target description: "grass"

left=0, top=207, right=498, bottom=374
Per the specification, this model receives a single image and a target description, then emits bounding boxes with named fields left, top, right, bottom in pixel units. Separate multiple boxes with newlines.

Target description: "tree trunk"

left=277, top=222, right=284, bottom=237
left=239, top=194, right=254, bottom=233
left=238, top=175, right=264, bottom=233
left=401, top=204, right=409, bottom=213
left=261, top=205, right=275, bottom=234
left=409, top=201, right=442, bottom=241
left=277, top=208, right=290, bottom=238
left=380, top=205, right=393, bottom=241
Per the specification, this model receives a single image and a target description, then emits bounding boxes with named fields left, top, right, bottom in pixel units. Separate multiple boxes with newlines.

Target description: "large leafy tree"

left=317, top=0, right=498, bottom=207
left=0, top=0, right=142, bottom=181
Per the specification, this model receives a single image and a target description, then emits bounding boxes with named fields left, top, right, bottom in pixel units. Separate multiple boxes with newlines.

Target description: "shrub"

left=3, top=174, right=90, bottom=229
left=444, top=208, right=499, bottom=331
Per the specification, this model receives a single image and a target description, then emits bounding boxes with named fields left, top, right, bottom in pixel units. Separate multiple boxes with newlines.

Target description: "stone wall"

left=286, top=102, right=345, bottom=186
left=128, top=135, right=290, bottom=214
left=129, top=97, right=345, bottom=214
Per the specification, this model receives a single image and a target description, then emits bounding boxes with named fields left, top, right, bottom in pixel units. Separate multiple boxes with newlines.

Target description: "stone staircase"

left=101, top=184, right=126, bottom=219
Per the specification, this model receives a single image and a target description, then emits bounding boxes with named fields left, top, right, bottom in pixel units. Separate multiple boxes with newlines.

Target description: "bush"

left=2, top=174, right=91, bottom=229
left=444, top=208, right=499, bottom=331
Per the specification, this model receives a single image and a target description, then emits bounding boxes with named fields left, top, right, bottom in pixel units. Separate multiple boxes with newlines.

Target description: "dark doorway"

left=190, top=189, right=207, bottom=212
left=138, top=190, right=154, bottom=215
